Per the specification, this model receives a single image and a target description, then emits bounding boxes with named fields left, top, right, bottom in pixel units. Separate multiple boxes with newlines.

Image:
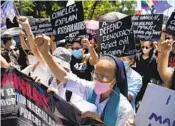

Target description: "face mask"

left=123, top=61, right=130, bottom=70
left=94, top=80, right=112, bottom=95
left=28, top=55, right=38, bottom=65
left=142, top=48, right=151, bottom=54
left=72, top=49, right=83, bottom=59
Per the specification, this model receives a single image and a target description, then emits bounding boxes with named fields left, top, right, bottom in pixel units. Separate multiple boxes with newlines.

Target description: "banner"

left=1, top=68, right=61, bottom=126
left=51, top=2, right=86, bottom=41
left=166, top=12, right=175, bottom=36
left=135, top=84, right=175, bottom=126
left=132, top=14, right=163, bottom=41
left=1, top=68, right=106, bottom=126
left=96, top=16, right=136, bottom=57
left=31, top=21, right=53, bottom=36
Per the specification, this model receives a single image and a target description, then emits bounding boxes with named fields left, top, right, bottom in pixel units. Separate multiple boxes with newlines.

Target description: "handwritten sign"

left=132, top=14, right=163, bottom=41
left=51, top=2, right=86, bottom=41
left=96, top=16, right=136, bottom=57
left=166, top=12, right=175, bottom=36
left=135, top=84, right=175, bottom=126
left=31, top=21, right=53, bottom=36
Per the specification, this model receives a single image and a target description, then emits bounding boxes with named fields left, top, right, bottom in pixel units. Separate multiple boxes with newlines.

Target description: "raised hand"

left=35, top=34, right=51, bottom=56
left=81, top=38, right=91, bottom=49
left=17, top=16, right=30, bottom=31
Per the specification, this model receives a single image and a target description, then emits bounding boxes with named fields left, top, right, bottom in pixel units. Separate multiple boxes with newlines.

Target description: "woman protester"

left=135, top=41, right=161, bottom=105
left=18, top=17, right=52, bottom=87
left=34, top=32, right=134, bottom=125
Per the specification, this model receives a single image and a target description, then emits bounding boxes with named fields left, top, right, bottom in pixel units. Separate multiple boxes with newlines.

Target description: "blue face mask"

left=123, top=61, right=130, bottom=70
left=72, top=49, right=83, bottom=59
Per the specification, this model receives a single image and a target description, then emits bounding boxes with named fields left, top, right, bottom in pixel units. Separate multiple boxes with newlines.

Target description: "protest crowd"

left=1, top=1, right=175, bottom=126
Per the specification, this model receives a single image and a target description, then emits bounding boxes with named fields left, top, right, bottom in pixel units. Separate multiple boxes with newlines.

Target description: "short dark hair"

left=1, top=34, right=12, bottom=45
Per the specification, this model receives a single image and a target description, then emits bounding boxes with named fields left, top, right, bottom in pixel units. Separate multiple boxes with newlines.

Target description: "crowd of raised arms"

left=1, top=12, right=175, bottom=126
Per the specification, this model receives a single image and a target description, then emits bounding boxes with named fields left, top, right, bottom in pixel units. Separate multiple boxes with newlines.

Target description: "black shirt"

left=70, top=55, right=94, bottom=81
left=135, top=55, right=161, bottom=101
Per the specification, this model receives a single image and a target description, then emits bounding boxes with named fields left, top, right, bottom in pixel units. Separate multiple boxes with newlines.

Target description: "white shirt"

left=127, top=68, right=142, bottom=110
left=48, top=77, right=97, bottom=113
left=22, top=64, right=52, bottom=87
left=65, top=72, right=134, bottom=126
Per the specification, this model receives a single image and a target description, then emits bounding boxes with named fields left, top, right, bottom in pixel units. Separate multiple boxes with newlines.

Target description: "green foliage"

left=14, top=0, right=136, bottom=19
left=14, top=1, right=34, bottom=16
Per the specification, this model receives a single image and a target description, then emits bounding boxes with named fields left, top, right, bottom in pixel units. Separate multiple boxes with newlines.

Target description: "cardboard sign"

left=166, top=12, right=175, bottom=36
left=135, top=84, right=175, bottom=126
left=96, top=16, right=136, bottom=57
left=51, top=2, right=86, bottom=41
left=132, top=14, right=163, bottom=41
left=31, top=21, right=53, bottom=36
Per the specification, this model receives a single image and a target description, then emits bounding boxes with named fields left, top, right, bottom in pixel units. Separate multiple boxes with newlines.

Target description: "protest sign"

left=1, top=68, right=106, bottom=126
left=166, top=12, right=175, bottom=36
left=31, top=21, right=53, bottom=36
left=135, top=84, right=175, bottom=126
left=132, top=14, right=163, bottom=41
left=51, top=2, right=86, bottom=41
left=96, top=16, right=136, bottom=57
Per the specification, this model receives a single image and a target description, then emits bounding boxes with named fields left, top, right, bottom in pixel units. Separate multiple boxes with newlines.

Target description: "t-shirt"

left=70, top=54, right=94, bottom=81
left=65, top=72, right=134, bottom=126
left=135, top=55, right=161, bottom=101
left=22, top=64, right=52, bottom=87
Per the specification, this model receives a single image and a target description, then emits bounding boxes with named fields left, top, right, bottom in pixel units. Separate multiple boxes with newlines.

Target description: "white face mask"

left=142, top=48, right=151, bottom=54
left=27, top=55, right=38, bottom=65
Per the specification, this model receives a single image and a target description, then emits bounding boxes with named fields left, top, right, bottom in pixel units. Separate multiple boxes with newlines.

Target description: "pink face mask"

left=94, top=80, right=113, bottom=95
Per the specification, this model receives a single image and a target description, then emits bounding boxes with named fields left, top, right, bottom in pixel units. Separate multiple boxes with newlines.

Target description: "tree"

left=14, top=1, right=34, bottom=16
left=83, top=0, right=136, bottom=20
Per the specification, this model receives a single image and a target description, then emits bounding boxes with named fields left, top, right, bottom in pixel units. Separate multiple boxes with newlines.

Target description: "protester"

left=135, top=41, right=161, bottom=105
left=1, top=34, right=20, bottom=69
left=70, top=38, right=98, bottom=81
left=47, top=47, right=97, bottom=113
left=121, top=56, right=142, bottom=111
left=34, top=32, right=134, bottom=125
left=18, top=17, right=52, bottom=87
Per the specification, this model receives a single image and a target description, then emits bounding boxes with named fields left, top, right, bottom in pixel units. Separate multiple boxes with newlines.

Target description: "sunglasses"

left=141, top=46, right=150, bottom=49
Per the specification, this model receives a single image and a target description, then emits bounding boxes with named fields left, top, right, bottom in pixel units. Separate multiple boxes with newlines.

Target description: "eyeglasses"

left=72, top=47, right=81, bottom=50
left=141, top=46, right=150, bottom=49
left=91, top=72, right=111, bottom=81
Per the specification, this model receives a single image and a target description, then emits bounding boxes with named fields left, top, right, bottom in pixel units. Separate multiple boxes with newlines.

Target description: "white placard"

left=135, top=84, right=175, bottom=126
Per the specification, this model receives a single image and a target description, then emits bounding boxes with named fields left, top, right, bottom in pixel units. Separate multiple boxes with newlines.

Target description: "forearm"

left=51, top=41, right=56, bottom=53
left=19, top=35, right=29, bottom=50
left=158, top=52, right=172, bottom=83
left=88, top=45, right=98, bottom=65
left=42, top=53, right=67, bottom=82
left=25, top=26, right=46, bottom=65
